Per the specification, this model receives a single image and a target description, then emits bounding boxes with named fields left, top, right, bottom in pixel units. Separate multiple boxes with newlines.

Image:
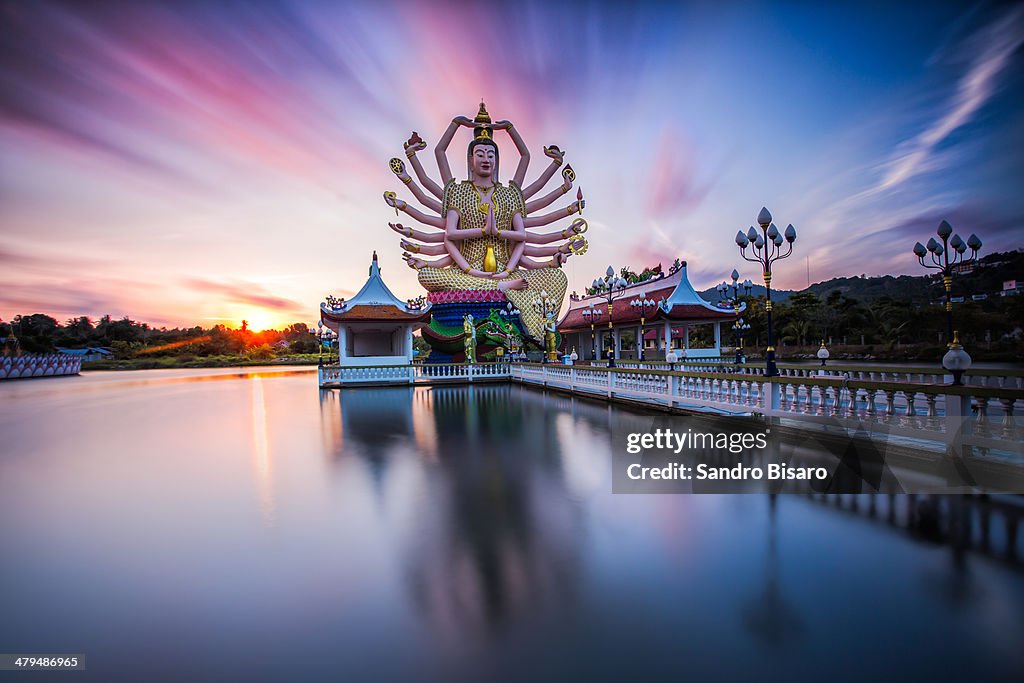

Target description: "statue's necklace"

left=472, top=183, right=495, bottom=216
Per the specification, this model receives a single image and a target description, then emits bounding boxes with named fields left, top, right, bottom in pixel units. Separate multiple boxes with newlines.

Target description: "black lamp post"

left=717, top=269, right=753, bottom=364
left=316, top=322, right=324, bottom=366
left=581, top=305, right=603, bottom=361
left=736, top=207, right=797, bottom=377
left=591, top=266, right=628, bottom=368
left=732, top=318, right=751, bottom=363
left=498, top=302, right=521, bottom=362
left=913, top=220, right=982, bottom=385
left=629, top=297, right=658, bottom=361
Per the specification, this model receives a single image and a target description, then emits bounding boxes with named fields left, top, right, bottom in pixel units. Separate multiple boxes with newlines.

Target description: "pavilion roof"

left=558, top=261, right=742, bottom=332
left=320, top=252, right=431, bottom=324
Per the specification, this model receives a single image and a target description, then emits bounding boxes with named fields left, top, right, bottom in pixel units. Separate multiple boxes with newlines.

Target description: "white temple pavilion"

left=320, top=253, right=432, bottom=367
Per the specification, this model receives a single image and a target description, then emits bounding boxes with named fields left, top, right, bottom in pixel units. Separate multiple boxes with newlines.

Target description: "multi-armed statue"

left=383, top=103, right=589, bottom=360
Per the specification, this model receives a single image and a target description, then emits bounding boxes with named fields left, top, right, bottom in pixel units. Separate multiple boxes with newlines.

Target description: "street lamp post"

left=591, top=266, right=629, bottom=368
left=498, top=302, right=521, bottom=362
left=581, top=305, right=603, bottom=361
left=913, top=220, right=982, bottom=385
left=316, top=321, right=324, bottom=366
left=629, top=297, right=658, bottom=361
left=736, top=207, right=797, bottom=377
left=732, top=318, right=751, bottom=363
left=532, top=290, right=559, bottom=363
left=717, top=269, right=753, bottom=364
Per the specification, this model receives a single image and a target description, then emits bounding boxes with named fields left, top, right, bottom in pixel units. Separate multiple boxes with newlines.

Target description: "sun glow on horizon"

left=207, top=308, right=294, bottom=333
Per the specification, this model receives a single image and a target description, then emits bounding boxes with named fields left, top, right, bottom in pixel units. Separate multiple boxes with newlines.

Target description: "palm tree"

left=780, top=320, right=812, bottom=347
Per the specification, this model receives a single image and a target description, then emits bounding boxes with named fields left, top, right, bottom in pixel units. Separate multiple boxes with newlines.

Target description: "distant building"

left=558, top=261, right=741, bottom=361
left=1002, top=280, right=1021, bottom=297
left=56, top=347, right=112, bottom=362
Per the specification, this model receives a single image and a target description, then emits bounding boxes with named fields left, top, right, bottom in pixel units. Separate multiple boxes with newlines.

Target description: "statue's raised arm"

left=523, top=194, right=585, bottom=228
left=434, top=117, right=473, bottom=185
left=492, top=118, right=530, bottom=189
left=383, top=192, right=445, bottom=229
left=525, top=165, right=575, bottom=214
left=389, top=157, right=442, bottom=213
left=402, top=132, right=444, bottom=200
left=521, top=145, right=565, bottom=199
left=389, top=222, right=444, bottom=243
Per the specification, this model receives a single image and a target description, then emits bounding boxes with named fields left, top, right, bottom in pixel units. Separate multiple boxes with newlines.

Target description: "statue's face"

left=470, top=144, right=496, bottom=178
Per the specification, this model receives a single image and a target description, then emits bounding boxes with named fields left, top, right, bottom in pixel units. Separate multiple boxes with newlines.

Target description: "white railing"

left=510, top=363, right=1024, bottom=458
left=1, top=353, right=82, bottom=380
left=584, top=359, right=1024, bottom=389
left=319, top=362, right=510, bottom=387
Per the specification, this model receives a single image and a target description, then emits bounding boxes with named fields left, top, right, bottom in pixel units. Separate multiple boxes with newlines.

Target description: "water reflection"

left=741, top=496, right=802, bottom=645
left=2, top=371, right=1023, bottom=680
left=325, top=385, right=582, bottom=642
left=250, top=376, right=274, bottom=526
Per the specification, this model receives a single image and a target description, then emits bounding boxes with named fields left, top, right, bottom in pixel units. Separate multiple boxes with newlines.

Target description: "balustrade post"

left=767, top=380, right=781, bottom=418
left=865, top=389, right=877, bottom=416
left=943, top=389, right=969, bottom=462
left=999, top=398, right=1015, bottom=439
left=847, top=388, right=858, bottom=417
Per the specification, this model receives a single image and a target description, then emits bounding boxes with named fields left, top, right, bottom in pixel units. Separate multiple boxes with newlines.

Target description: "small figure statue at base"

left=463, top=314, right=477, bottom=364
left=543, top=312, right=558, bottom=362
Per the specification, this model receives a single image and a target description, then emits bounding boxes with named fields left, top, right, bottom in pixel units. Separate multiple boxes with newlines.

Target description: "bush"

left=244, top=344, right=275, bottom=361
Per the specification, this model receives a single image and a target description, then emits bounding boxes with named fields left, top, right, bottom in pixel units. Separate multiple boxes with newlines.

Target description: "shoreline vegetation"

left=80, top=354, right=323, bottom=371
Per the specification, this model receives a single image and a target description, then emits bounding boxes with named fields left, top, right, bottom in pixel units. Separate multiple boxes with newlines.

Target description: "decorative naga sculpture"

left=384, top=103, right=588, bottom=361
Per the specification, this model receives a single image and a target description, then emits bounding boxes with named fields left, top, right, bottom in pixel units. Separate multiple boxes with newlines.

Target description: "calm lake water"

left=1, top=367, right=1022, bottom=682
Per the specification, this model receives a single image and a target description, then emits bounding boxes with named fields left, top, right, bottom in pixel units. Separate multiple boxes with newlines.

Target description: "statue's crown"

left=474, top=101, right=492, bottom=141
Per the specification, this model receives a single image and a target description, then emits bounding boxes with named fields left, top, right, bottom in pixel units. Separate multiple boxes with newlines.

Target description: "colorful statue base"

left=421, top=301, right=545, bottom=363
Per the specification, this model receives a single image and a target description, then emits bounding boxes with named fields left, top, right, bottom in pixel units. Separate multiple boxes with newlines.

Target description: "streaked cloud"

left=0, top=1, right=1021, bottom=321
left=878, top=7, right=1024, bottom=192
left=184, top=279, right=304, bottom=312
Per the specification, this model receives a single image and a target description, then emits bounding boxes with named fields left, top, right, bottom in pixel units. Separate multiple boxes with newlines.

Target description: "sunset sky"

left=2, top=0, right=1022, bottom=329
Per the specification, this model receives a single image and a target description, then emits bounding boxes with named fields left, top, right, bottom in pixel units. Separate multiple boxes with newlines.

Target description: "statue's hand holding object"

left=404, top=131, right=426, bottom=153
left=389, top=222, right=412, bottom=237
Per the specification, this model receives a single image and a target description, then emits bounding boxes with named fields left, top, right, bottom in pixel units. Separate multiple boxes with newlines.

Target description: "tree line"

left=0, top=315, right=320, bottom=360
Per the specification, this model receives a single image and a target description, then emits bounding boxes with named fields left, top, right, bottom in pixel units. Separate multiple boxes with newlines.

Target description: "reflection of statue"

left=543, top=313, right=558, bottom=360
left=385, top=102, right=588, bottom=343
left=463, top=314, right=476, bottom=363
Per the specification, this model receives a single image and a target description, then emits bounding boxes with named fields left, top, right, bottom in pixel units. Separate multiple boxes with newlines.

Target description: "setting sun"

left=231, top=309, right=289, bottom=332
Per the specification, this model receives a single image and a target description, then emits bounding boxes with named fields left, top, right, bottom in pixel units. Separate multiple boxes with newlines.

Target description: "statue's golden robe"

left=418, top=180, right=566, bottom=339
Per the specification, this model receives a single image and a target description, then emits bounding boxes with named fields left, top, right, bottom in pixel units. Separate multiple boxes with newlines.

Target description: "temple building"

left=557, top=261, right=744, bottom=361
left=320, top=253, right=432, bottom=367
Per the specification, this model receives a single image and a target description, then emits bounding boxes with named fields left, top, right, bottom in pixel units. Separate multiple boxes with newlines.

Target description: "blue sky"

left=1, top=0, right=1021, bottom=328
